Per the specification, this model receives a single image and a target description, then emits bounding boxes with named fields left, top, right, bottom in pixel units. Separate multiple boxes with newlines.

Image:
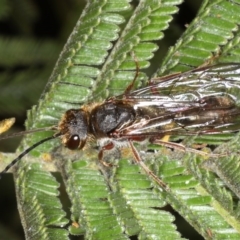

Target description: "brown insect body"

left=2, top=63, right=240, bottom=184
left=59, top=89, right=240, bottom=154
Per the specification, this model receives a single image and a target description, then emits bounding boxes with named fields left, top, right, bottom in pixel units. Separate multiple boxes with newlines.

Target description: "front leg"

left=97, top=138, right=124, bottom=167
left=98, top=140, right=115, bottom=167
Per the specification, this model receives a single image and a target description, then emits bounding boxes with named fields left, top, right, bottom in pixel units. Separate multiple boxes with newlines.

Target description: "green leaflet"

left=3, top=0, right=240, bottom=239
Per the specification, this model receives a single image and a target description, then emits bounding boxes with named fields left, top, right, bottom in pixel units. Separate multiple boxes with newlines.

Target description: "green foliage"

left=16, top=163, right=68, bottom=239
left=2, top=0, right=240, bottom=239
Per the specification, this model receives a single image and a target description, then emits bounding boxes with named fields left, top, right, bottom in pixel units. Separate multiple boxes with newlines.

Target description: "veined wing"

left=115, top=64, right=240, bottom=138
left=128, top=63, right=240, bottom=102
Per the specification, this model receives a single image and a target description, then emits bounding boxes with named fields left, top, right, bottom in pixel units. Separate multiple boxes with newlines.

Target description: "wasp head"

left=59, top=109, right=89, bottom=150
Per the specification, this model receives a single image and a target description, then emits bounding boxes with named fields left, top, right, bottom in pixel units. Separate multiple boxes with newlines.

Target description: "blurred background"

left=0, top=0, right=204, bottom=239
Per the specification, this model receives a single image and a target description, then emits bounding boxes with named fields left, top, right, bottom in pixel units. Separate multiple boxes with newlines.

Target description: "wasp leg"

left=128, top=140, right=169, bottom=190
left=124, top=52, right=140, bottom=95
left=152, top=139, right=222, bottom=158
left=98, top=141, right=115, bottom=167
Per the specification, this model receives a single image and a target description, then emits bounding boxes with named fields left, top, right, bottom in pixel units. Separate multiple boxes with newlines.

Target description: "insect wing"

left=126, top=64, right=240, bottom=101
left=116, top=64, right=240, bottom=138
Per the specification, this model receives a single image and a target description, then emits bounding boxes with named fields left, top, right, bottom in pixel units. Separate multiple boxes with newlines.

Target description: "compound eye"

left=66, top=135, right=80, bottom=150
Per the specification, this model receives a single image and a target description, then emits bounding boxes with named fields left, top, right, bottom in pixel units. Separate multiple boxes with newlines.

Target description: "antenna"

left=0, top=125, right=58, bottom=141
left=0, top=118, right=60, bottom=176
left=0, top=131, right=61, bottom=178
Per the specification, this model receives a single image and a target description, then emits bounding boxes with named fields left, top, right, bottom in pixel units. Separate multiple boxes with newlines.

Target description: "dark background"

left=0, top=0, right=204, bottom=239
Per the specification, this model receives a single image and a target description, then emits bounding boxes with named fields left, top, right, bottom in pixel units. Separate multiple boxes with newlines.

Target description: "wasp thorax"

left=59, top=109, right=89, bottom=150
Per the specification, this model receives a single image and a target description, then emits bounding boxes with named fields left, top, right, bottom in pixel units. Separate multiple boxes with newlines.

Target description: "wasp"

left=1, top=63, right=240, bottom=188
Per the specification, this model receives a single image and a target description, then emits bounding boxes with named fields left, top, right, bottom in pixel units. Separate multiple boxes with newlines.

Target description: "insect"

left=1, top=63, right=240, bottom=188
